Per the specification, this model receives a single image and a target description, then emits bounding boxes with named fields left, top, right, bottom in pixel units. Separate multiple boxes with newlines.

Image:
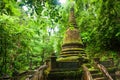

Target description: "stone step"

left=93, top=77, right=106, bottom=80
left=90, top=69, right=100, bottom=74
left=51, top=68, right=78, bottom=72
left=116, top=71, right=120, bottom=79
left=109, top=73, right=116, bottom=79
left=84, top=64, right=93, bottom=68
left=92, top=73, right=103, bottom=78
left=107, top=67, right=117, bottom=73
left=107, top=67, right=117, bottom=79
left=100, top=60, right=113, bottom=67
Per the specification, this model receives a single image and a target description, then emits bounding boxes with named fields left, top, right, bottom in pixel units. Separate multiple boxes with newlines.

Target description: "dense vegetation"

left=0, top=0, right=120, bottom=77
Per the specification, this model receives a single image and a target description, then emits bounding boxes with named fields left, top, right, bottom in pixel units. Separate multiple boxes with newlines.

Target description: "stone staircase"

left=90, top=70, right=106, bottom=80
left=83, top=64, right=107, bottom=80
left=82, top=57, right=120, bottom=80
left=93, top=58, right=120, bottom=80
left=99, top=59, right=117, bottom=80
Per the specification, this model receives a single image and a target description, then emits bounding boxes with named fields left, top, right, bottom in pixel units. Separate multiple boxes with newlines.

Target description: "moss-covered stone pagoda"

left=58, top=7, right=85, bottom=62
left=47, top=6, right=87, bottom=80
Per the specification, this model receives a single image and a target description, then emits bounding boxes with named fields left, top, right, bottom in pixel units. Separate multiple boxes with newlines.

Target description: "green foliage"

left=76, top=0, right=120, bottom=52
left=0, top=0, right=65, bottom=76
left=0, top=0, right=120, bottom=77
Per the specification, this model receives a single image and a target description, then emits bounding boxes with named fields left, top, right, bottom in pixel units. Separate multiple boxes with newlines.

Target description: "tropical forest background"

left=0, top=0, right=120, bottom=77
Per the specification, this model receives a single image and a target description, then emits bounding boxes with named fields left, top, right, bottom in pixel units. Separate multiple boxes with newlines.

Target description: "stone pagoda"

left=57, top=7, right=85, bottom=62
left=48, top=6, right=87, bottom=80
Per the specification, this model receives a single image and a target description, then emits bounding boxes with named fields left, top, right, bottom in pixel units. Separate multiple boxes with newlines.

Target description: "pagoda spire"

left=68, top=5, right=77, bottom=28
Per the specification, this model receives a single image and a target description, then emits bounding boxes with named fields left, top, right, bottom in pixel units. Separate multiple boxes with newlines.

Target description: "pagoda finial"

left=68, top=4, right=77, bottom=28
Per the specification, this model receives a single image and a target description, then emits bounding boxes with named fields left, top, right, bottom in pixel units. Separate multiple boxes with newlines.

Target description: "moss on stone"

left=57, top=56, right=79, bottom=62
left=62, top=48, right=84, bottom=51
left=49, top=70, right=82, bottom=77
left=63, top=27, right=83, bottom=44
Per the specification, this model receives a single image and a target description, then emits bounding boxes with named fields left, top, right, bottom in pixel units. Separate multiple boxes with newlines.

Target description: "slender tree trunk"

left=41, top=36, right=45, bottom=65
left=41, top=48, right=45, bottom=65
